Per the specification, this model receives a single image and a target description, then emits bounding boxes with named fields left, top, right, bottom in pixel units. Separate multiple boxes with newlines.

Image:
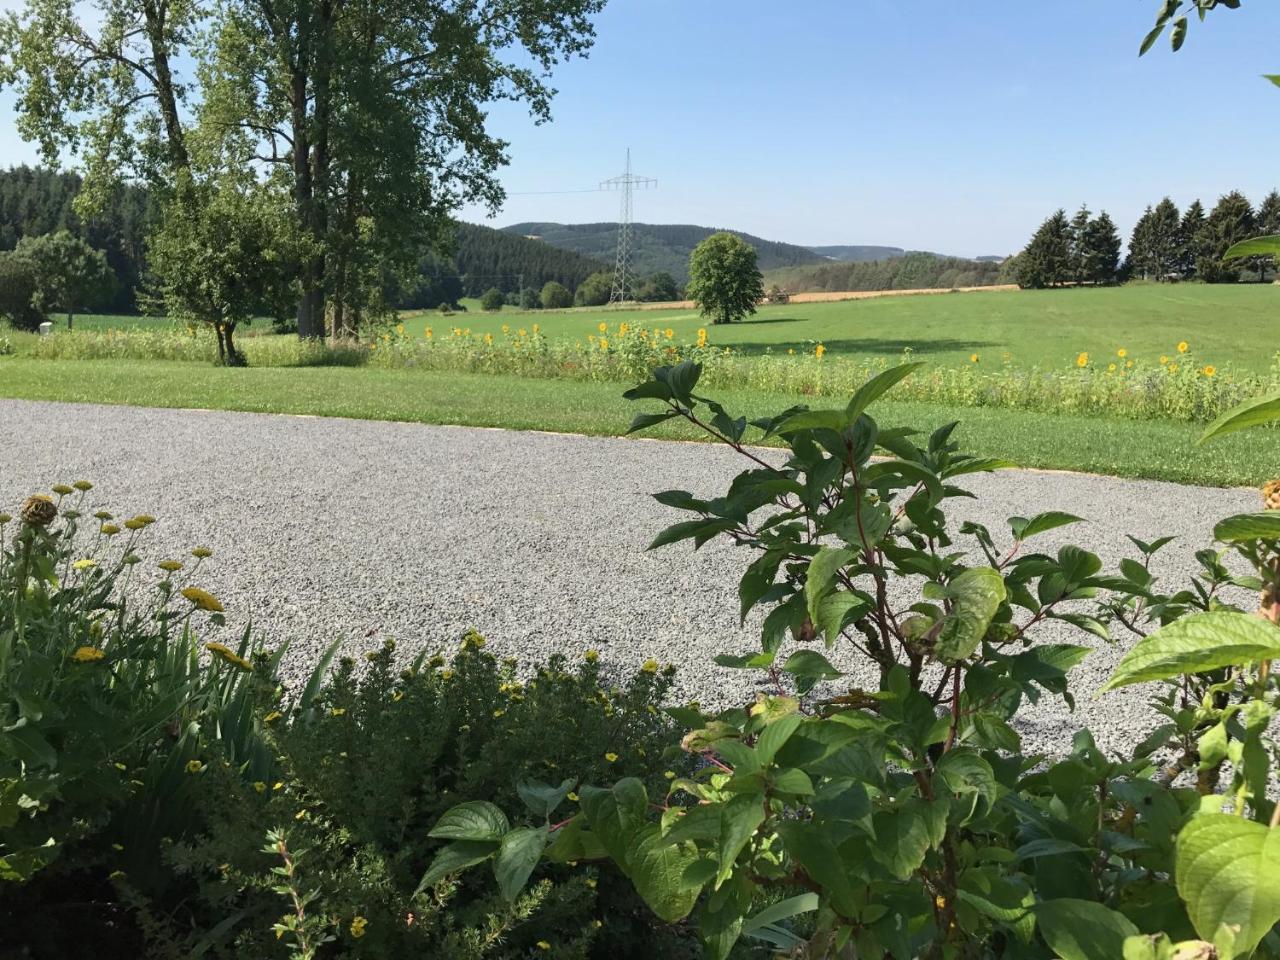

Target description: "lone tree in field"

left=480, top=288, right=505, bottom=312
left=13, top=230, right=112, bottom=329
left=687, top=232, right=764, bottom=324
left=147, top=177, right=300, bottom=366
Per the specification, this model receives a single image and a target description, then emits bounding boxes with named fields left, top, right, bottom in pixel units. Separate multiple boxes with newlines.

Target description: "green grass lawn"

left=2, top=357, right=1275, bottom=487
left=407, top=284, right=1279, bottom=374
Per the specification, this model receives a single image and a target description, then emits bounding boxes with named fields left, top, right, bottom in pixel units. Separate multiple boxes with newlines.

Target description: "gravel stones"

left=0, top=397, right=1257, bottom=757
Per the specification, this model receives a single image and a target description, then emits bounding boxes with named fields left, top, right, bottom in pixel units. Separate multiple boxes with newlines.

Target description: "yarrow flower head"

left=73, top=480, right=93, bottom=491
left=350, top=917, right=368, bottom=939
left=101, top=524, right=121, bottom=535
left=73, top=558, right=97, bottom=571
left=158, top=560, right=184, bottom=573
left=641, top=659, right=659, bottom=674
left=205, top=641, right=252, bottom=671
left=191, top=547, right=213, bottom=559
left=182, top=587, right=224, bottom=612
left=584, top=649, right=599, bottom=663
left=52, top=484, right=74, bottom=496
left=71, top=646, right=106, bottom=663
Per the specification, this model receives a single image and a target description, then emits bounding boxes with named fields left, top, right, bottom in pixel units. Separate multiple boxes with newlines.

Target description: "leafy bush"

left=429, top=361, right=1280, bottom=959
left=0, top=490, right=698, bottom=958
left=0, top=252, right=47, bottom=332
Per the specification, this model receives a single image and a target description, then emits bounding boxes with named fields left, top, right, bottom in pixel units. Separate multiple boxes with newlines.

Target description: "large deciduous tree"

left=197, top=0, right=606, bottom=338
left=687, top=232, right=764, bottom=324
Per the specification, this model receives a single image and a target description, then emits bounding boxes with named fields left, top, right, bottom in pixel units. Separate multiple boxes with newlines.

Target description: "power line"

left=506, top=188, right=607, bottom=196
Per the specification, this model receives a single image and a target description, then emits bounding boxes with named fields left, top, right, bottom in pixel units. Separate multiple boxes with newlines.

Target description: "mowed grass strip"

left=1, top=358, right=1275, bottom=488
left=403, top=284, right=1280, bottom=374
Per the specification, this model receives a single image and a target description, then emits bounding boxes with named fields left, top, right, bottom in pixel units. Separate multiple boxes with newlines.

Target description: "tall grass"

left=12, top=321, right=1276, bottom=424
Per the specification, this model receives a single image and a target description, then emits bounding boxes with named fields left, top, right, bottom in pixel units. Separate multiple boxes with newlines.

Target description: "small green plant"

left=427, top=361, right=1280, bottom=958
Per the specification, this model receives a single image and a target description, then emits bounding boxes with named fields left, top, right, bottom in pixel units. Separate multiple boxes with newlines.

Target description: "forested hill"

left=806, top=245, right=906, bottom=262
left=452, top=222, right=606, bottom=297
left=764, top=252, right=1007, bottom=293
left=0, top=167, right=608, bottom=310
left=503, top=221, right=827, bottom=281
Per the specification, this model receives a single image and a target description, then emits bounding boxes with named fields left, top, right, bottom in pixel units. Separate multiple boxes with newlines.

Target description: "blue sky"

left=3, top=0, right=1278, bottom=256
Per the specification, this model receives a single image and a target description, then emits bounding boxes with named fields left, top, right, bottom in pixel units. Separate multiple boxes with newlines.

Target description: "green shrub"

left=121, top=635, right=698, bottom=959
left=429, top=361, right=1280, bottom=959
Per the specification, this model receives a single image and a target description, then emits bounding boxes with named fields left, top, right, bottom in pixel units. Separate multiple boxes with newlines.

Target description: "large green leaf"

left=716, top=794, right=767, bottom=887
left=1201, top=391, right=1280, bottom=442
left=416, top=839, right=500, bottom=894
left=1101, top=612, right=1280, bottom=691
left=1224, top=234, right=1280, bottom=261
left=580, top=779, right=648, bottom=867
left=1214, top=512, right=1280, bottom=543
left=493, top=826, right=549, bottom=900
left=428, top=801, right=509, bottom=841
left=933, top=568, right=1007, bottom=664
left=1010, top=511, right=1085, bottom=541
left=804, top=546, right=856, bottom=638
left=1177, top=814, right=1280, bottom=956
left=846, top=362, right=925, bottom=422
left=1034, top=899, right=1139, bottom=960
left=871, top=799, right=947, bottom=881
left=628, top=826, right=703, bottom=921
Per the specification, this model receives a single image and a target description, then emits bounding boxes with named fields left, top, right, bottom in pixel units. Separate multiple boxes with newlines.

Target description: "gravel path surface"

left=1, top=398, right=1260, bottom=756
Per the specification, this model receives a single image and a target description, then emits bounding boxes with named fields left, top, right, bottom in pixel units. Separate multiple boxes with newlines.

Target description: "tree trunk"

left=142, top=0, right=190, bottom=172
left=290, top=65, right=324, bottom=340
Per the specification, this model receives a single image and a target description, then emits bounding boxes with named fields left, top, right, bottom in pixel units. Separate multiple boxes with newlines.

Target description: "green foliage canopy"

left=687, top=232, right=764, bottom=325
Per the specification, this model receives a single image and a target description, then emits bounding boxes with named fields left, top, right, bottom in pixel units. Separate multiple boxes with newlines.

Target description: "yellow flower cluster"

left=182, top=587, right=224, bottom=612
left=71, top=646, right=106, bottom=663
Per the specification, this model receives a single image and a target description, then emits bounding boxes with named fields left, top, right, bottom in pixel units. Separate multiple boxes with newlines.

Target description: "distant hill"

left=806, top=245, right=906, bottom=262
left=765, top=251, right=1006, bottom=294
left=453, top=222, right=607, bottom=296
left=503, top=222, right=827, bottom=282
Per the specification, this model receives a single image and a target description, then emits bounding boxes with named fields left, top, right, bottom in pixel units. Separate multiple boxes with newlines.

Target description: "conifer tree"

left=1177, top=200, right=1207, bottom=279
left=1082, top=212, right=1121, bottom=284
left=1015, top=210, right=1071, bottom=289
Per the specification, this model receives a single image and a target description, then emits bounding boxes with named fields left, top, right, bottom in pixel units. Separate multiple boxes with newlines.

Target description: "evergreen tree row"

left=1014, top=190, right=1280, bottom=288
left=1013, top=207, right=1122, bottom=289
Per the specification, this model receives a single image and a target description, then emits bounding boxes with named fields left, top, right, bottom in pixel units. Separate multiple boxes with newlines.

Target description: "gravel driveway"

left=0, top=398, right=1261, bottom=756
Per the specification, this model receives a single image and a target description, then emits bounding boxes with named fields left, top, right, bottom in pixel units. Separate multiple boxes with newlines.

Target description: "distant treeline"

left=0, top=167, right=150, bottom=312
left=0, top=167, right=613, bottom=312
left=763, top=252, right=1006, bottom=294
left=1012, top=190, right=1280, bottom=288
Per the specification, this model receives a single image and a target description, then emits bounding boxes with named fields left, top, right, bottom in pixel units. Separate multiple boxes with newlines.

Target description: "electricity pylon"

left=600, top=149, right=656, bottom=304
